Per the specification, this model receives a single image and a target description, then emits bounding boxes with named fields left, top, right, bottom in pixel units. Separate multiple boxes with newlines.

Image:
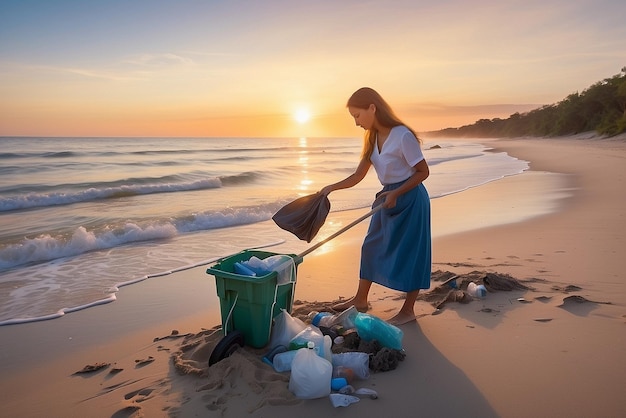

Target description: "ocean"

left=0, top=136, right=530, bottom=325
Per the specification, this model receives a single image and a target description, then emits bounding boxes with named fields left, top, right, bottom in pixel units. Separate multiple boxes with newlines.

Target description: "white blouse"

left=370, top=125, right=424, bottom=185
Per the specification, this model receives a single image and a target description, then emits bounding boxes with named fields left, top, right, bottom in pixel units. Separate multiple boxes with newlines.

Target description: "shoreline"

left=0, top=166, right=567, bottom=328
left=1, top=135, right=624, bottom=417
left=0, top=162, right=568, bottom=328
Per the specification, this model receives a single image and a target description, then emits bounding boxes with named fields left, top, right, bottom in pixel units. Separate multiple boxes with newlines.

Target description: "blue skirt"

left=360, top=180, right=431, bottom=292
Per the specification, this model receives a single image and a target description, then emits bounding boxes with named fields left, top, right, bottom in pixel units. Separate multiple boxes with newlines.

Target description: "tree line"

left=429, top=68, right=626, bottom=138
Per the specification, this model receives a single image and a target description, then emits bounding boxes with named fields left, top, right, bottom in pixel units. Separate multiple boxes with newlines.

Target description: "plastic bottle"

left=288, top=342, right=332, bottom=399
left=476, top=284, right=487, bottom=298
left=477, top=284, right=487, bottom=297
left=322, top=335, right=332, bottom=362
left=353, top=312, right=403, bottom=350
left=308, top=305, right=358, bottom=329
left=233, top=261, right=256, bottom=276
left=243, top=256, right=271, bottom=276
left=272, top=349, right=301, bottom=372
left=308, top=311, right=333, bottom=327
left=289, top=326, right=324, bottom=351
left=467, top=282, right=487, bottom=298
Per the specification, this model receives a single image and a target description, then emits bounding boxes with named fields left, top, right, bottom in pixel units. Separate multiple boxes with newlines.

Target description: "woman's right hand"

left=320, top=186, right=333, bottom=196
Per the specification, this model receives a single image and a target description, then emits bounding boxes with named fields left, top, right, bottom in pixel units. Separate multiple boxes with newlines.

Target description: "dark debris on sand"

left=330, top=330, right=406, bottom=373
left=430, top=270, right=614, bottom=314
left=287, top=270, right=540, bottom=370
left=73, top=362, right=110, bottom=375
left=560, top=295, right=612, bottom=306
left=427, top=270, right=535, bottom=309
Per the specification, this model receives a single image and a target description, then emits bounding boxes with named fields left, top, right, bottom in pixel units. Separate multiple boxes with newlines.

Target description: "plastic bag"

left=264, top=254, right=296, bottom=285
left=244, top=256, right=271, bottom=275
left=272, top=192, right=331, bottom=242
left=233, top=261, right=257, bottom=276
left=329, top=393, right=360, bottom=407
left=331, top=352, right=370, bottom=380
left=289, top=342, right=332, bottom=399
left=268, top=309, right=306, bottom=352
left=354, top=312, right=403, bottom=350
left=289, top=326, right=324, bottom=349
left=240, top=255, right=296, bottom=285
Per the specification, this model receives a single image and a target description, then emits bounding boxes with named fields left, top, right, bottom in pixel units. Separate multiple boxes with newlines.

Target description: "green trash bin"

left=206, top=250, right=303, bottom=348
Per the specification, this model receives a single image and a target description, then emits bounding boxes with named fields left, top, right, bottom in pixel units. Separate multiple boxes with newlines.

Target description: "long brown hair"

left=347, top=87, right=420, bottom=160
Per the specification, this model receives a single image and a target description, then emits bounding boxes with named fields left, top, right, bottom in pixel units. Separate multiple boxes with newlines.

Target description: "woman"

left=321, top=87, right=431, bottom=325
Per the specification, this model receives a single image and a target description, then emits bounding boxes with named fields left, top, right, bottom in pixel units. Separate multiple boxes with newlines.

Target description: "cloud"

left=0, top=62, right=140, bottom=82
left=123, top=53, right=195, bottom=67
left=1, top=51, right=199, bottom=83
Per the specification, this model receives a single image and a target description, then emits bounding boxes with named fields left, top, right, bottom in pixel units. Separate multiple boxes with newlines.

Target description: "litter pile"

left=421, top=270, right=533, bottom=309
left=167, top=306, right=400, bottom=410
left=259, top=306, right=404, bottom=405
left=167, top=269, right=540, bottom=411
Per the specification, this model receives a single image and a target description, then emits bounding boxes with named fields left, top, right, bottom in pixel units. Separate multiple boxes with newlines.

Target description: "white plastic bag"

left=289, top=342, right=332, bottom=399
left=239, top=255, right=295, bottom=284
left=289, top=326, right=324, bottom=351
left=331, top=352, right=370, bottom=380
left=264, top=254, right=296, bottom=284
left=268, top=309, right=307, bottom=352
left=244, top=256, right=271, bottom=275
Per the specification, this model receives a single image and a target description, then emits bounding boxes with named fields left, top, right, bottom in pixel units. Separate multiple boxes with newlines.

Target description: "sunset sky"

left=1, top=0, right=624, bottom=138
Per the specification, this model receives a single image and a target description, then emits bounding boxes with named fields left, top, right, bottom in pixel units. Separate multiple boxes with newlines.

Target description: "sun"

left=294, top=108, right=311, bottom=124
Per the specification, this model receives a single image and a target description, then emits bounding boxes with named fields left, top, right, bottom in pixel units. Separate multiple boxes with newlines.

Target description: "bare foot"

left=332, top=297, right=368, bottom=313
left=387, top=311, right=416, bottom=326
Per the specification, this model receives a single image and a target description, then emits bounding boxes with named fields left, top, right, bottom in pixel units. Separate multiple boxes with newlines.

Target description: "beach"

left=1, top=135, right=625, bottom=417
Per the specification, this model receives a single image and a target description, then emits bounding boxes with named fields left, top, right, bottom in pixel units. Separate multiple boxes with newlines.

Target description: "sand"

left=0, top=134, right=625, bottom=418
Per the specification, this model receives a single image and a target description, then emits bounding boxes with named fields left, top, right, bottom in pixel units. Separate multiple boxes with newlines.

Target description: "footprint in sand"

left=560, top=295, right=611, bottom=306
left=558, top=295, right=612, bottom=317
left=551, top=284, right=583, bottom=293
left=124, top=387, right=154, bottom=401
left=111, top=405, right=142, bottom=418
left=134, top=356, right=155, bottom=368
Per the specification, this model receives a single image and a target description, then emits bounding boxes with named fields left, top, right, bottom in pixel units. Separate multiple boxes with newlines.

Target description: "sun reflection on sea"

left=296, top=137, right=312, bottom=194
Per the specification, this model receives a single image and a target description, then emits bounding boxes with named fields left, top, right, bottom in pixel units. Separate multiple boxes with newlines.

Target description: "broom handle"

left=297, top=205, right=382, bottom=259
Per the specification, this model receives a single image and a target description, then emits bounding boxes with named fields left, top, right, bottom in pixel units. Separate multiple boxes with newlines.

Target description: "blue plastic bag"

left=353, top=312, right=403, bottom=350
